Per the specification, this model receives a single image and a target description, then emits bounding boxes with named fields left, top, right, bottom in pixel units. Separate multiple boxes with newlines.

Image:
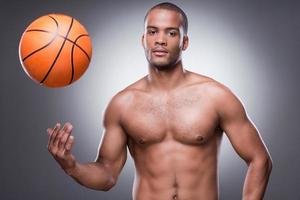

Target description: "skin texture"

left=47, top=8, right=272, bottom=200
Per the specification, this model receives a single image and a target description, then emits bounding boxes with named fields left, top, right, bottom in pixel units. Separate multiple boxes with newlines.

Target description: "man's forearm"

left=242, top=158, right=272, bottom=200
left=65, top=161, right=115, bottom=191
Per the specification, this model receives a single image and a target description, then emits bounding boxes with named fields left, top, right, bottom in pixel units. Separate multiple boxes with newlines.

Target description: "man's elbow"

left=99, top=176, right=117, bottom=192
left=253, top=154, right=273, bottom=174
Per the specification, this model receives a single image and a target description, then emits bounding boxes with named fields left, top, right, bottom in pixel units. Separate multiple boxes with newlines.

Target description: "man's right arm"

left=47, top=92, right=129, bottom=191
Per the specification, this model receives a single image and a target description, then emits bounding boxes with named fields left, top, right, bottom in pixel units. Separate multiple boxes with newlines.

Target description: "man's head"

left=142, top=2, right=189, bottom=70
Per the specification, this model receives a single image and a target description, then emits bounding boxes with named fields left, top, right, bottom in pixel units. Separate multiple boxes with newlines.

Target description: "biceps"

left=96, top=124, right=127, bottom=176
left=223, top=119, right=268, bottom=163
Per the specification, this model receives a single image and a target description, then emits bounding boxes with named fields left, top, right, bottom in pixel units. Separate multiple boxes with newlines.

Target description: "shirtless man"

left=47, top=2, right=272, bottom=200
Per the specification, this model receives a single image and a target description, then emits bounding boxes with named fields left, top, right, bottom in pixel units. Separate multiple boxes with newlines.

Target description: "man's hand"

left=47, top=122, right=76, bottom=175
left=44, top=92, right=128, bottom=191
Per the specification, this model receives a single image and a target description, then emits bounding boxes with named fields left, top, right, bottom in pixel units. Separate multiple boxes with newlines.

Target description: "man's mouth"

left=152, top=49, right=168, bottom=57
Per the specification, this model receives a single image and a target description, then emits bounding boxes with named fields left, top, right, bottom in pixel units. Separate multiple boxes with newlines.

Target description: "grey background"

left=1, top=0, right=300, bottom=199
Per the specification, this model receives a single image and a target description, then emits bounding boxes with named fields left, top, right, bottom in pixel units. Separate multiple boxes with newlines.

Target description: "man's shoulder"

left=187, top=71, right=227, bottom=92
left=196, top=73, right=244, bottom=113
left=122, top=75, right=149, bottom=92
left=108, top=76, right=148, bottom=108
left=187, top=71, right=236, bottom=102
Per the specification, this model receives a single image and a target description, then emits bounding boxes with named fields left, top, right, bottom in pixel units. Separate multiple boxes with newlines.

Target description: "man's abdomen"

left=130, top=139, right=221, bottom=200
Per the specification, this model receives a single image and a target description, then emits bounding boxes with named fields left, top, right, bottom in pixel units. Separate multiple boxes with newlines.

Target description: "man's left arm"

left=215, top=85, right=273, bottom=200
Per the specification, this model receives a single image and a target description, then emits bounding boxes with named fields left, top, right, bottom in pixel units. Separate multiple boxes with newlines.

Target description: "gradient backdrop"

left=1, top=0, right=300, bottom=199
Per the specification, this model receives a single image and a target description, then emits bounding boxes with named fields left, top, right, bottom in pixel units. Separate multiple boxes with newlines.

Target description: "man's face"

left=142, top=9, right=188, bottom=70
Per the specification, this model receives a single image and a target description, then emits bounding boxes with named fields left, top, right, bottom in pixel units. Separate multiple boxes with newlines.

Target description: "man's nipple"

left=196, top=135, right=204, bottom=143
left=138, top=138, right=145, bottom=144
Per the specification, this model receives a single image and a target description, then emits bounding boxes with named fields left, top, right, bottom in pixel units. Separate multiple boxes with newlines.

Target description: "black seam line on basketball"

left=26, top=29, right=90, bottom=61
left=40, top=17, right=74, bottom=84
left=22, top=17, right=59, bottom=62
left=69, top=34, right=90, bottom=84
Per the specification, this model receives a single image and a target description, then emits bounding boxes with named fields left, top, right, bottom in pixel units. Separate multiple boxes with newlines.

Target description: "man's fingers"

left=58, top=123, right=73, bottom=151
left=47, top=122, right=75, bottom=159
left=65, top=135, right=74, bottom=153
left=47, top=128, right=53, bottom=136
left=49, top=123, right=61, bottom=148
left=47, top=128, right=52, bottom=148
left=53, top=124, right=67, bottom=147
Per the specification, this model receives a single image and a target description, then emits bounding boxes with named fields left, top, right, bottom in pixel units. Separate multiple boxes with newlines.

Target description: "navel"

left=172, top=177, right=178, bottom=199
left=172, top=194, right=178, bottom=200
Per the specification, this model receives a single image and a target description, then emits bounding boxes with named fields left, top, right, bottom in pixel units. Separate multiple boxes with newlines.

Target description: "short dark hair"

left=144, top=2, right=188, bottom=35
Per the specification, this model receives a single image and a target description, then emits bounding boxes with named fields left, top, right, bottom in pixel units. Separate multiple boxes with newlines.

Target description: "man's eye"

left=168, top=31, right=177, bottom=37
left=148, top=30, right=156, bottom=35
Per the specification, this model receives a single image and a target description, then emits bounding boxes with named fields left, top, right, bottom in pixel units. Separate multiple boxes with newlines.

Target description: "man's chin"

left=149, top=58, right=179, bottom=70
left=151, top=63, right=175, bottom=71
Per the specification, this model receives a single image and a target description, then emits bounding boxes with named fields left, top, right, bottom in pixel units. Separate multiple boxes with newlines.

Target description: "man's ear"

left=141, top=34, right=145, bottom=48
left=182, top=35, right=189, bottom=51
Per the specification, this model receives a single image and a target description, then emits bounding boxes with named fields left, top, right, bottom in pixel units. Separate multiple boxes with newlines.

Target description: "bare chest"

left=122, top=91, right=220, bottom=145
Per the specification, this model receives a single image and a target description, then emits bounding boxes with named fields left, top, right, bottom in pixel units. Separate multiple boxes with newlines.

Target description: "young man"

left=47, top=2, right=272, bottom=200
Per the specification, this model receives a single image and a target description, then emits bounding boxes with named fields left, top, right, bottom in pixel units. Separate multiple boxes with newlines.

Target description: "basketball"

left=19, top=14, right=92, bottom=88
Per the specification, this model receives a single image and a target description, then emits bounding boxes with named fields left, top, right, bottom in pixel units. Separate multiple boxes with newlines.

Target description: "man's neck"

left=147, top=61, right=187, bottom=91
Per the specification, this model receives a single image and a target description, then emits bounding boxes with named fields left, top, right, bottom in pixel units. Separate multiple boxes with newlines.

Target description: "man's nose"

left=155, top=33, right=167, bottom=46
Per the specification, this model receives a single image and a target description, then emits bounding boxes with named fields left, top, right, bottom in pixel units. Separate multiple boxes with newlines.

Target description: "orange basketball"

left=19, top=14, right=92, bottom=88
